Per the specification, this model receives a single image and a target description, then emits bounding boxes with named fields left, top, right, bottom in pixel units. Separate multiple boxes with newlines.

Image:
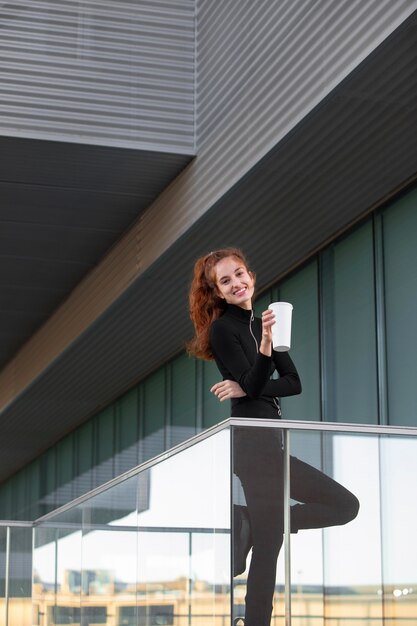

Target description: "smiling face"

left=214, top=255, right=255, bottom=310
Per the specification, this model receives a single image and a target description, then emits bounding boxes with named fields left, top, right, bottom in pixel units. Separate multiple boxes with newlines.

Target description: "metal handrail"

left=0, top=520, right=33, bottom=527
left=34, top=417, right=417, bottom=524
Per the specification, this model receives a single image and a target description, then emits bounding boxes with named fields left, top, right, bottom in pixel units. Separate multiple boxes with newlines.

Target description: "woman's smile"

left=214, top=256, right=255, bottom=309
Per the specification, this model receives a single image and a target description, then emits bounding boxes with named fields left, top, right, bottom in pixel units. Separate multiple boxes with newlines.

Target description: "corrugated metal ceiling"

left=0, top=136, right=193, bottom=367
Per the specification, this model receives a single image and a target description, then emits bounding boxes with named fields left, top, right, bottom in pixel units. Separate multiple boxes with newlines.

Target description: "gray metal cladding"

left=0, top=0, right=196, bottom=151
left=196, top=0, right=417, bottom=156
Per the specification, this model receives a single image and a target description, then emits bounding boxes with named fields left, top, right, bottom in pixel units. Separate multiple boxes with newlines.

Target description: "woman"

left=188, top=248, right=359, bottom=626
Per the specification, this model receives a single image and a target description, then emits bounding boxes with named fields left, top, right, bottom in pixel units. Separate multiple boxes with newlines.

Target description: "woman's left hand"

left=210, top=380, right=247, bottom=401
left=259, top=308, right=275, bottom=356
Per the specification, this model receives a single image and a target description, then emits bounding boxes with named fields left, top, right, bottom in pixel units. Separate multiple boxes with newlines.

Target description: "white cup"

left=268, top=302, right=293, bottom=351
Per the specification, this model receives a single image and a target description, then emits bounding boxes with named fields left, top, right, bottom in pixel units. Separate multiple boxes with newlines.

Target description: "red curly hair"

left=187, top=247, right=254, bottom=360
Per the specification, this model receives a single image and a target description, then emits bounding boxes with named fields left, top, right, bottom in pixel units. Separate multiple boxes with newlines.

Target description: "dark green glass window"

left=115, top=387, right=140, bottom=474
left=254, top=289, right=273, bottom=316
left=321, top=221, right=378, bottom=423
left=143, top=368, right=166, bottom=460
left=75, top=420, right=94, bottom=497
left=94, top=406, right=115, bottom=487
left=25, top=458, right=41, bottom=519
left=202, top=359, right=230, bottom=428
left=0, top=482, right=12, bottom=520
left=383, top=190, right=417, bottom=426
left=11, top=472, right=27, bottom=520
left=55, top=436, right=76, bottom=508
left=40, top=447, right=57, bottom=512
left=170, top=353, right=197, bottom=446
left=280, top=261, right=320, bottom=421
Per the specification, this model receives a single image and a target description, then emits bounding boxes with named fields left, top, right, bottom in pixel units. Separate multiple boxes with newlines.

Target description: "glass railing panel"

left=33, top=526, right=57, bottom=626
left=6, top=526, right=32, bottom=626
left=33, top=425, right=231, bottom=626
left=379, top=436, right=417, bottom=626
left=0, top=525, right=33, bottom=626
left=136, top=428, right=231, bottom=626
left=189, top=532, right=230, bottom=626
left=289, top=429, right=382, bottom=626
left=33, top=523, right=82, bottom=626
left=80, top=475, right=138, bottom=626
left=32, top=419, right=417, bottom=626
left=33, top=505, right=83, bottom=626
left=229, top=423, right=417, bottom=626
left=287, top=431, right=326, bottom=626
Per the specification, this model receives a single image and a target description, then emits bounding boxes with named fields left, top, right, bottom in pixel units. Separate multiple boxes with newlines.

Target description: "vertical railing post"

left=31, top=526, right=35, bottom=626
left=230, top=427, right=234, bottom=626
left=188, top=531, right=192, bottom=626
left=283, top=429, right=291, bottom=626
left=5, top=526, right=10, bottom=626
left=54, top=530, right=59, bottom=626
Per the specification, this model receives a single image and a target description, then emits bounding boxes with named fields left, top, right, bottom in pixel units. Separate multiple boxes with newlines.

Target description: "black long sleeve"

left=209, top=304, right=301, bottom=418
left=210, top=319, right=272, bottom=398
left=263, top=352, right=302, bottom=398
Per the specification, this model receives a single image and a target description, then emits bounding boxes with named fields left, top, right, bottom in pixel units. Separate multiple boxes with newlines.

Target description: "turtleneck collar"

left=223, top=303, right=253, bottom=322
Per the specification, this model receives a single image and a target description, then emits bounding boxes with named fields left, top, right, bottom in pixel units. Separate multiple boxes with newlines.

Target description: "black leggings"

left=233, top=428, right=359, bottom=626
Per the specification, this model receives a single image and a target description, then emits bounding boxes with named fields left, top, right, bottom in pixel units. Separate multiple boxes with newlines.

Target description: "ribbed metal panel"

left=193, top=0, right=417, bottom=205
left=0, top=0, right=195, bottom=151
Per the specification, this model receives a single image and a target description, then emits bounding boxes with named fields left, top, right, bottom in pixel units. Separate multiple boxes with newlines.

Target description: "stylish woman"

left=188, top=248, right=359, bottom=626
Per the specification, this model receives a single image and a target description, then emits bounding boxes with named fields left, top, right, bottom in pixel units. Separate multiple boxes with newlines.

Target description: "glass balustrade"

left=287, top=426, right=417, bottom=626
left=33, top=427, right=231, bottom=626
left=0, top=419, right=413, bottom=626
left=0, top=522, right=33, bottom=626
left=230, top=421, right=417, bottom=626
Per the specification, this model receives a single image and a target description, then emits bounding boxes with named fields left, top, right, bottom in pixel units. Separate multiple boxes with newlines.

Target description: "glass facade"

left=30, top=420, right=417, bottom=626
left=0, top=187, right=417, bottom=521
left=383, top=194, right=417, bottom=426
left=320, top=221, right=379, bottom=424
left=279, top=261, right=320, bottom=422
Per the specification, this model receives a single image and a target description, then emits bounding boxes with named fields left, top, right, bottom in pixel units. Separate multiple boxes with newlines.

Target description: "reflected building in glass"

left=1, top=1, right=417, bottom=625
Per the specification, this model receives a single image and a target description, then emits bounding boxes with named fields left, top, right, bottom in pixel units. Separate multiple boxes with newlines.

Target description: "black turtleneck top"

left=209, top=303, right=302, bottom=418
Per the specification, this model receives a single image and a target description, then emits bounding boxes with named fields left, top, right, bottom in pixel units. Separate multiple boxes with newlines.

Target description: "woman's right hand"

left=260, top=309, right=275, bottom=356
left=210, top=380, right=247, bottom=401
